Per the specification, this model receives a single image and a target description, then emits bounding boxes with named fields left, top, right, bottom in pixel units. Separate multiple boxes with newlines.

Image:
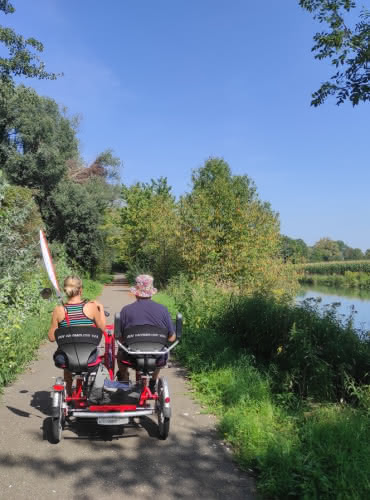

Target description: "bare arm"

left=48, top=307, right=59, bottom=342
left=92, top=301, right=106, bottom=331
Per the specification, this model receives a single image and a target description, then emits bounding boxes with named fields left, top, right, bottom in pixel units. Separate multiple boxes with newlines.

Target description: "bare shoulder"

left=83, top=300, right=100, bottom=313
left=53, top=304, right=65, bottom=321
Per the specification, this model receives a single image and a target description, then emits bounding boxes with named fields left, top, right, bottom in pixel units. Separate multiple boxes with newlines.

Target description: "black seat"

left=123, top=324, right=168, bottom=351
left=121, top=325, right=168, bottom=374
left=54, top=326, right=103, bottom=373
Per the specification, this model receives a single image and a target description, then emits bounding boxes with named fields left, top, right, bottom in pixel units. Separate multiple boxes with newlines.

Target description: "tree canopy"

left=299, top=0, right=370, bottom=106
left=178, top=158, right=296, bottom=295
left=0, top=0, right=58, bottom=82
left=1, top=85, right=78, bottom=198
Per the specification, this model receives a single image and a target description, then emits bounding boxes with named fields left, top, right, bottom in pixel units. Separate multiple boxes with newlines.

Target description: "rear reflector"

left=53, top=384, right=64, bottom=391
left=165, top=397, right=170, bottom=403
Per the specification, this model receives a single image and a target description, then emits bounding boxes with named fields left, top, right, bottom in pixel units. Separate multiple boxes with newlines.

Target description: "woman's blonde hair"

left=63, top=275, right=82, bottom=298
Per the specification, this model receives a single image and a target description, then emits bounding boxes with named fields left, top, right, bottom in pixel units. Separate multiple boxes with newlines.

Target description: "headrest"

left=123, top=325, right=168, bottom=346
left=55, top=326, right=102, bottom=347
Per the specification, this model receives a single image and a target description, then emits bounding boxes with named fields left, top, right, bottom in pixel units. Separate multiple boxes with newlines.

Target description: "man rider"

left=117, top=274, right=175, bottom=393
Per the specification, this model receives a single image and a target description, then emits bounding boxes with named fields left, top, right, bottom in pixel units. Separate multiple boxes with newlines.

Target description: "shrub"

left=162, top=278, right=370, bottom=498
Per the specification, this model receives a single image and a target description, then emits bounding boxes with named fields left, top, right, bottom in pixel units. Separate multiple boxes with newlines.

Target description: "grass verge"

left=156, top=288, right=370, bottom=499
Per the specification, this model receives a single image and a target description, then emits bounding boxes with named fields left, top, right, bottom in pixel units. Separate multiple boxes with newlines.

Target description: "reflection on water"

left=297, top=285, right=370, bottom=332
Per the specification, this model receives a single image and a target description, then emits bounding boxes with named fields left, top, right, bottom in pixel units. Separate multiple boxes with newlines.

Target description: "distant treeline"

left=281, top=236, right=369, bottom=263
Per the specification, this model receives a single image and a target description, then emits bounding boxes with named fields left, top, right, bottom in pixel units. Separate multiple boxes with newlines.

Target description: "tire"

left=157, top=378, right=170, bottom=440
left=49, top=416, right=62, bottom=444
left=49, top=379, right=65, bottom=444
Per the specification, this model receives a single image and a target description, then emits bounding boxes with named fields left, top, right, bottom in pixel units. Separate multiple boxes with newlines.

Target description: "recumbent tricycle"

left=48, top=310, right=182, bottom=443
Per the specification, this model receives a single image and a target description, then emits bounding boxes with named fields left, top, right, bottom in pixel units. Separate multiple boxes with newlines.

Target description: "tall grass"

left=160, top=277, right=370, bottom=498
left=297, top=260, right=370, bottom=275
left=300, top=271, right=370, bottom=290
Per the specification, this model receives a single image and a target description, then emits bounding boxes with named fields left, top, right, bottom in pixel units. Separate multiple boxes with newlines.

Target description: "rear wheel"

left=49, top=377, right=65, bottom=444
left=50, top=415, right=62, bottom=444
left=157, top=378, right=170, bottom=440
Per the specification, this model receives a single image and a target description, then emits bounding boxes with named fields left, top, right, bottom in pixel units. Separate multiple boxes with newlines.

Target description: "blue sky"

left=5, top=0, right=370, bottom=250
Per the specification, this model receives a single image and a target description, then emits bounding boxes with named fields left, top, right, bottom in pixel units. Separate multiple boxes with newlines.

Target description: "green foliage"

left=152, top=292, right=177, bottom=318
left=0, top=81, right=120, bottom=276
left=299, top=0, right=370, bottom=106
left=81, top=279, right=104, bottom=301
left=1, top=85, right=78, bottom=196
left=168, top=276, right=370, bottom=402
left=258, top=405, right=370, bottom=499
left=163, top=279, right=370, bottom=498
left=96, top=273, right=113, bottom=284
left=310, top=237, right=342, bottom=262
left=178, top=158, right=297, bottom=296
left=0, top=1, right=58, bottom=82
left=280, top=235, right=309, bottom=263
left=0, top=303, right=50, bottom=387
left=0, top=171, right=42, bottom=293
left=161, top=277, right=370, bottom=500
left=300, top=270, right=370, bottom=291
left=298, top=259, right=370, bottom=275
left=42, top=177, right=118, bottom=275
left=117, top=177, right=182, bottom=286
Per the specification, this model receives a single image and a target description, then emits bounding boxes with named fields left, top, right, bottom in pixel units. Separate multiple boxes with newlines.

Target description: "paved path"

left=0, top=275, right=256, bottom=499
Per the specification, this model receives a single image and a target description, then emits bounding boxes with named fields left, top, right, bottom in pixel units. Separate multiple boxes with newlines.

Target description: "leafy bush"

left=162, top=279, right=370, bottom=498
left=82, top=279, right=104, bottom=301
left=168, top=276, right=370, bottom=402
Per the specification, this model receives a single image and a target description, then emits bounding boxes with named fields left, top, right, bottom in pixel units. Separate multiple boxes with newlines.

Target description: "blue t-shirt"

left=120, top=299, right=175, bottom=335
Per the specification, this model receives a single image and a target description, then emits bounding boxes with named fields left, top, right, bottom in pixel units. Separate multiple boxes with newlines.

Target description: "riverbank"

left=155, top=278, right=370, bottom=499
left=300, top=270, right=370, bottom=290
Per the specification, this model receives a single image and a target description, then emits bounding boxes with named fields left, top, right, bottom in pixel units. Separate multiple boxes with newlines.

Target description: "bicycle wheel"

left=157, top=377, right=170, bottom=440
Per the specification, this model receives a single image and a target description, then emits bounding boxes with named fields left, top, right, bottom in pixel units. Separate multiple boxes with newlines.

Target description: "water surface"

left=297, top=285, right=370, bottom=333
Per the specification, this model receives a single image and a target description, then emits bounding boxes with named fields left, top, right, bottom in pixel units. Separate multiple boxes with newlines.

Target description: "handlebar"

left=116, top=339, right=179, bottom=356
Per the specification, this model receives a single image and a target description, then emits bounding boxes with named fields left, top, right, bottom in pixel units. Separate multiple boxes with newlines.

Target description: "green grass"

left=153, top=291, right=178, bottom=318
left=159, top=282, right=370, bottom=499
left=0, top=311, right=50, bottom=388
left=179, top=339, right=370, bottom=498
left=82, top=279, right=104, bottom=301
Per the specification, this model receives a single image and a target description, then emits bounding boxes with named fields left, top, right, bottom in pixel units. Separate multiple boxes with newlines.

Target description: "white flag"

left=39, top=229, right=62, bottom=299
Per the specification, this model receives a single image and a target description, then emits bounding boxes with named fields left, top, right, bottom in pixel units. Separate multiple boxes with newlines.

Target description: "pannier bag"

left=87, top=364, right=111, bottom=404
left=87, top=365, right=141, bottom=405
left=103, top=379, right=142, bottom=405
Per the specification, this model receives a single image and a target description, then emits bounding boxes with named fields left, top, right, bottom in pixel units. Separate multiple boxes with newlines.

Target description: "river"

left=297, top=285, right=370, bottom=333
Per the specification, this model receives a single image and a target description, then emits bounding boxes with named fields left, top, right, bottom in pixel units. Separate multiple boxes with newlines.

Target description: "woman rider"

left=48, top=275, right=106, bottom=395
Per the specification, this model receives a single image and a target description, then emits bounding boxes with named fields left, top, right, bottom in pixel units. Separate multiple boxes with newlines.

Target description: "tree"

left=281, top=235, right=309, bottom=263
left=343, top=246, right=364, bottom=260
left=0, top=83, right=121, bottom=274
left=178, top=157, right=296, bottom=295
left=117, top=177, right=182, bottom=286
left=0, top=0, right=58, bottom=82
left=299, top=1, right=370, bottom=106
left=0, top=85, right=78, bottom=201
left=311, top=237, right=342, bottom=261
left=43, top=176, right=119, bottom=275
left=67, top=149, right=121, bottom=184
left=0, top=170, right=42, bottom=289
